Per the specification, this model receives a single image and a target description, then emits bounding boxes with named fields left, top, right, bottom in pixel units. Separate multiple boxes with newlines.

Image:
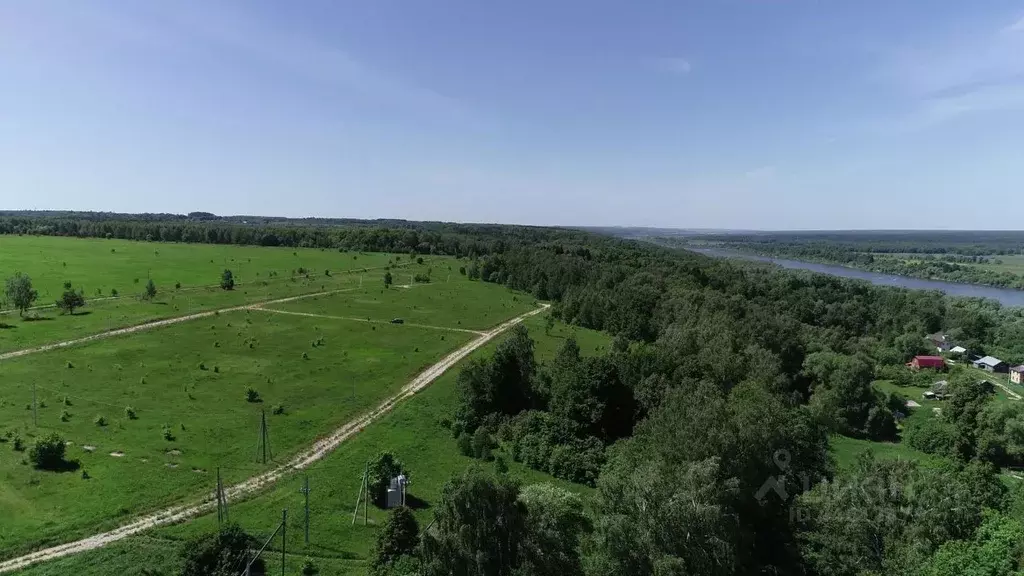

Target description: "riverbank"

left=688, top=242, right=1024, bottom=293
left=689, top=246, right=1024, bottom=308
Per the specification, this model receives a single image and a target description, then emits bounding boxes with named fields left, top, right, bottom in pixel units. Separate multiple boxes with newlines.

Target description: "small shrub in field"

left=29, top=433, right=66, bottom=470
left=111, top=288, right=118, bottom=297
left=162, top=425, right=174, bottom=441
left=213, top=366, right=219, bottom=373
left=301, top=559, right=319, bottom=575
left=60, top=410, right=71, bottom=422
left=82, top=470, right=89, bottom=480
left=125, top=406, right=137, bottom=420
left=63, top=396, right=71, bottom=406
left=66, top=361, right=73, bottom=369
left=301, top=352, right=309, bottom=360
left=272, top=404, right=285, bottom=415
left=198, top=362, right=206, bottom=370
left=175, top=281, right=181, bottom=289
left=246, top=388, right=262, bottom=403
left=12, top=435, right=25, bottom=452
left=94, top=415, right=107, bottom=427
left=39, top=401, right=47, bottom=408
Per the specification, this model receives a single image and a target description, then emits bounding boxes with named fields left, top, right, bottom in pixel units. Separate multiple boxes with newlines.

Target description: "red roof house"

left=908, top=355, right=947, bottom=371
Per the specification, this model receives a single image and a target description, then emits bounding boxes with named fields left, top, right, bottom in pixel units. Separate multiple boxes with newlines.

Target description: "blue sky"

left=4, top=1, right=1024, bottom=229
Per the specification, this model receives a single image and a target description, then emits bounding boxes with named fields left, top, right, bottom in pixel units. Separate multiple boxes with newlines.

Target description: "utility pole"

left=281, top=509, right=287, bottom=576
left=216, top=467, right=228, bottom=525
left=299, top=475, right=310, bottom=545
left=32, top=384, right=37, bottom=427
left=256, top=409, right=272, bottom=464
left=352, top=463, right=368, bottom=525
left=364, top=461, right=369, bottom=525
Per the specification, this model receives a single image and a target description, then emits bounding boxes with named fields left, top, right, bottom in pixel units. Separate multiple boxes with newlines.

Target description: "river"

left=691, top=247, right=1024, bottom=308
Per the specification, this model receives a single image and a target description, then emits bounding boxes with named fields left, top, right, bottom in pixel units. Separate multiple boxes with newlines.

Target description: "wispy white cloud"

left=1005, top=15, right=1024, bottom=32
left=864, top=12, right=1024, bottom=132
left=653, top=57, right=692, bottom=75
left=156, top=2, right=487, bottom=127
left=9, top=1, right=486, bottom=129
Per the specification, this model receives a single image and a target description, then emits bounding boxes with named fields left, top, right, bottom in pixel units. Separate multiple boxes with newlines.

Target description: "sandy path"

left=0, top=304, right=549, bottom=574
left=255, top=307, right=486, bottom=335
left=0, top=288, right=357, bottom=362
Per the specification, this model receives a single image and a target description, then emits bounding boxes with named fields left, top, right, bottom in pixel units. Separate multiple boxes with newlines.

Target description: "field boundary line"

left=254, top=307, right=487, bottom=335
left=0, top=303, right=549, bottom=574
left=0, top=288, right=359, bottom=363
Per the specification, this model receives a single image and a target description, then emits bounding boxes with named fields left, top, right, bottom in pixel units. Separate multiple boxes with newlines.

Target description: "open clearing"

left=0, top=234, right=561, bottom=572
left=0, top=305, right=473, bottom=558
left=0, top=239, right=446, bottom=353
left=267, top=277, right=537, bottom=331
left=8, top=313, right=610, bottom=576
left=0, top=235, right=398, bottom=300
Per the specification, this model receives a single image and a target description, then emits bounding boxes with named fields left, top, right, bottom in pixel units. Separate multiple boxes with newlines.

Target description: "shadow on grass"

left=404, top=494, right=431, bottom=510
left=0, top=322, right=14, bottom=330
left=38, top=459, right=82, bottom=473
left=305, top=545, right=361, bottom=560
left=70, top=310, right=93, bottom=316
left=23, top=315, right=54, bottom=322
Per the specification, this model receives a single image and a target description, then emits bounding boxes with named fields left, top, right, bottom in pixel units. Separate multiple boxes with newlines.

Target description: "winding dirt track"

left=0, top=304, right=549, bottom=574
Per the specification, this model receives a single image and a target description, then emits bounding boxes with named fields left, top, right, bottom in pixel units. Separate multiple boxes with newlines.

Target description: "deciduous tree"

left=5, top=272, right=37, bottom=316
left=55, top=281, right=86, bottom=315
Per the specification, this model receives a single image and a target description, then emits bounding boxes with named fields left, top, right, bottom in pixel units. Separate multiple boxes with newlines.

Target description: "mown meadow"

left=0, top=236, right=541, bottom=562
left=12, top=314, right=610, bottom=575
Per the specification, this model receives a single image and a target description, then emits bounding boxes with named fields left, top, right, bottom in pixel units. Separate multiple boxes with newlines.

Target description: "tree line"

left=12, top=212, right=1024, bottom=575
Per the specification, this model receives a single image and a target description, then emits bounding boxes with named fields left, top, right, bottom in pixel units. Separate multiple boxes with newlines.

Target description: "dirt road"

left=0, top=304, right=549, bottom=574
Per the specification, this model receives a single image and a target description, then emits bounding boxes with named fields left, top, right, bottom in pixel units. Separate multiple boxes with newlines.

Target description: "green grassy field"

left=0, top=273, right=360, bottom=353
left=0, top=235, right=399, bottom=300
left=0, top=235, right=460, bottom=352
left=13, top=315, right=611, bottom=576
left=268, top=278, right=537, bottom=332
left=0, top=305, right=474, bottom=557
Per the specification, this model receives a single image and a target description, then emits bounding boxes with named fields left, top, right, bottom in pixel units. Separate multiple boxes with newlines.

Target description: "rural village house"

left=973, top=356, right=1009, bottom=373
left=908, top=355, right=947, bottom=371
left=1012, top=365, right=1024, bottom=385
left=926, top=333, right=951, bottom=352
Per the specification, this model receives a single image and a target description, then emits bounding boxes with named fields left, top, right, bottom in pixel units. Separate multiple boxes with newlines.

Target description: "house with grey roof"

left=973, top=356, right=1009, bottom=373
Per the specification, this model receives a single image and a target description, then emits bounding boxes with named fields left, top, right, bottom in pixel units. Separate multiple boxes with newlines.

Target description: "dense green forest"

left=9, top=212, right=1024, bottom=575
left=665, top=231, right=1024, bottom=290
